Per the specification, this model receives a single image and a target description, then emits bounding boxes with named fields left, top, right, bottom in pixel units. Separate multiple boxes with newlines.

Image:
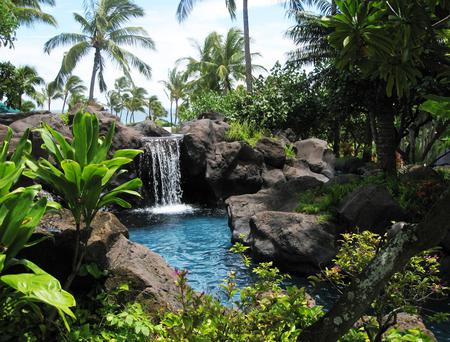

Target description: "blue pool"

left=118, top=206, right=450, bottom=340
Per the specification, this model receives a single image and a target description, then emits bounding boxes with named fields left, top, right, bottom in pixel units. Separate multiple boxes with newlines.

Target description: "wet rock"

left=337, top=185, right=406, bottom=234
left=250, top=211, right=337, bottom=274
left=256, top=137, right=286, bottom=169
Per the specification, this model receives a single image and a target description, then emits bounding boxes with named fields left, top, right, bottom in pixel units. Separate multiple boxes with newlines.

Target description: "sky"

left=1, top=0, right=300, bottom=118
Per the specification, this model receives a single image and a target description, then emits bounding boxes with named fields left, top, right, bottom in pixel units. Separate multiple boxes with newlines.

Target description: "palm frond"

left=44, top=33, right=89, bottom=53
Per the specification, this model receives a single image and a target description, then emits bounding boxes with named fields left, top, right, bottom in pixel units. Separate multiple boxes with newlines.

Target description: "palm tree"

left=61, top=75, right=87, bottom=113
left=161, top=68, right=188, bottom=125
left=177, top=0, right=331, bottom=92
left=37, top=81, right=63, bottom=112
left=106, top=90, right=121, bottom=116
left=12, top=0, right=57, bottom=27
left=182, top=28, right=264, bottom=94
left=147, top=95, right=167, bottom=121
left=124, top=86, right=147, bottom=124
left=14, top=65, right=44, bottom=109
left=44, top=0, right=155, bottom=101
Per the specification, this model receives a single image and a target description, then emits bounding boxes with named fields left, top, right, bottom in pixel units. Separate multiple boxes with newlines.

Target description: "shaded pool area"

left=118, top=206, right=450, bottom=341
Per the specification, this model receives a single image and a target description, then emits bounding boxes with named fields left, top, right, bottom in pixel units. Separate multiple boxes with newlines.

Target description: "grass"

left=284, top=144, right=296, bottom=160
left=225, top=121, right=269, bottom=147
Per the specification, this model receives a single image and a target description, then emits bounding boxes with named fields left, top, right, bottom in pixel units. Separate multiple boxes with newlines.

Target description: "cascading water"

left=138, top=135, right=192, bottom=214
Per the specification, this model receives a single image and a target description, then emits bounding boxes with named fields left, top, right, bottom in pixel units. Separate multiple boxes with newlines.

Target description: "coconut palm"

left=37, top=81, right=63, bottom=112
left=44, top=0, right=155, bottom=101
left=161, top=68, right=188, bottom=125
left=124, top=86, right=147, bottom=124
left=182, top=28, right=264, bottom=95
left=12, top=0, right=56, bottom=27
left=147, top=95, right=167, bottom=121
left=177, top=0, right=331, bottom=92
left=14, top=65, right=44, bottom=109
left=106, top=90, right=121, bottom=116
left=61, top=75, right=87, bottom=113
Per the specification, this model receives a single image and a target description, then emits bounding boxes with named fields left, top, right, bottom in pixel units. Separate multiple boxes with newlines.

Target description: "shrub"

left=284, top=144, right=296, bottom=160
left=225, top=121, right=268, bottom=147
left=310, top=231, right=448, bottom=342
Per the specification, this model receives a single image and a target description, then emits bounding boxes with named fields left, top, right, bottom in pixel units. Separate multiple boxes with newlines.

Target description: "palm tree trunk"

left=48, top=99, right=51, bottom=112
left=375, top=86, right=397, bottom=173
left=125, top=110, right=129, bottom=125
left=89, top=48, right=101, bottom=101
left=169, top=99, right=173, bottom=126
left=62, top=93, right=68, bottom=113
left=175, top=98, right=179, bottom=125
left=331, top=0, right=337, bottom=14
left=243, top=0, right=253, bottom=92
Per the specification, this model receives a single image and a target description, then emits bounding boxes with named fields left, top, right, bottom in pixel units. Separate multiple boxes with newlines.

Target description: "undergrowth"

left=225, top=121, right=269, bottom=147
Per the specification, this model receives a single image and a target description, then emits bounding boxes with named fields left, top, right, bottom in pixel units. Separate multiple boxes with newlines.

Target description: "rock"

left=295, top=138, right=335, bottom=178
left=256, top=137, right=286, bottom=169
left=262, top=167, right=286, bottom=188
left=325, top=174, right=361, bottom=187
left=226, top=177, right=323, bottom=243
left=97, top=114, right=144, bottom=152
left=283, top=161, right=329, bottom=183
left=20, top=209, right=128, bottom=282
left=132, top=119, right=170, bottom=137
left=386, top=313, right=437, bottom=341
left=250, top=211, right=336, bottom=274
left=181, top=119, right=265, bottom=203
left=105, top=235, right=180, bottom=311
left=337, top=185, right=406, bottom=234
left=9, top=113, right=72, bottom=139
left=0, top=111, right=50, bottom=126
left=335, top=157, right=366, bottom=174
left=401, top=165, right=443, bottom=183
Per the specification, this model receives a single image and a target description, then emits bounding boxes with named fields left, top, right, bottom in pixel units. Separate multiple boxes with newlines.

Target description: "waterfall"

left=139, top=135, right=184, bottom=207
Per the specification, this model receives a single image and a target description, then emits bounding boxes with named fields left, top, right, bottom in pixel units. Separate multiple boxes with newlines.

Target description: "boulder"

left=401, top=165, right=443, bottom=183
left=335, top=157, right=366, bottom=174
left=226, top=177, right=323, bottom=243
left=295, top=138, right=335, bottom=178
left=255, top=137, right=286, bottom=169
left=262, top=168, right=286, bottom=188
left=283, top=161, right=329, bottom=184
left=105, top=235, right=180, bottom=311
left=249, top=211, right=337, bottom=274
left=97, top=114, right=144, bottom=151
left=20, top=209, right=128, bottom=282
left=132, top=119, right=170, bottom=137
left=0, top=111, right=49, bottom=126
left=9, top=113, right=72, bottom=139
left=337, top=185, right=406, bottom=234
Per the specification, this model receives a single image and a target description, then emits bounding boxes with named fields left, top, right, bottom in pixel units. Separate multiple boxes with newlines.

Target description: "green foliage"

left=284, top=144, right=296, bottom=160
left=0, top=0, right=18, bottom=48
left=420, top=95, right=450, bottom=120
left=25, top=111, right=143, bottom=289
left=385, top=328, right=435, bottom=342
left=0, top=128, right=76, bottom=332
left=225, top=121, right=268, bottom=147
left=312, top=231, right=447, bottom=341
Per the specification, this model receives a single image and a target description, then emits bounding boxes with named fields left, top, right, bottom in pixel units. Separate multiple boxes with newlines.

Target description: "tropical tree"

left=61, top=75, right=87, bottom=113
left=13, top=65, right=44, bottom=109
left=177, top=0, right=331, bottom=92
left=124, top=86, right=147, bottom=124
left=44, top=0, right=155, bottom=101
left=25, top=111, right=143, bottom=290
left=37, top=81, right=63, bottom=112
left=106, top=90, right=121, bottom=116
left=161, top=68, right=188, bottom=125
left=182, top=28, right=264, bottom=96
left=147, top=95, right=167, bottom=121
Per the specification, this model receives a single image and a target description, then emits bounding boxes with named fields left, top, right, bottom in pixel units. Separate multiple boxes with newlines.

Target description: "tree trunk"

left=332, top=118, right=340, bottom=157
left=170, top=100, right=173, bottom=126
left=298, top=190, right=450, bottom=342
left=175, top=98, right=179, bottom=125
left=88, top=48, right=101, bottom=101
left=243, top=0, right=253, bottom=92
left=331, top=0, right=337, bottom=14
left=375, top=87, right=397, bottom=173
left=62, top=93, right=68, bottom=113
left=362, top=113, right=372, bottom=162
left=48, top=99, right=51, bottom=112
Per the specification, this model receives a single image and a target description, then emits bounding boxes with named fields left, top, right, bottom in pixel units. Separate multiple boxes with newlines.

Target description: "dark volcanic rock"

left=226, top=177, right=323, bottom=243
left=250, top=211, right=337, bottom=274
left=337, top=185, right=406, bottom=234
left=132, top=119, right=170, bottom=137
left=283, top=161, right=329, bottom=183
left=262, top=167, right=286, bottom=188
left=105, top=235, right=180, bottom=311
left=295, top=138, right=335, bottom=178
left=256, top=137, right=286, bottom=169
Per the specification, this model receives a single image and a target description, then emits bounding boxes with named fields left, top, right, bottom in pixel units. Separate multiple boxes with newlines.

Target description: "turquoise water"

left=119, top=207, right=450, bottom=340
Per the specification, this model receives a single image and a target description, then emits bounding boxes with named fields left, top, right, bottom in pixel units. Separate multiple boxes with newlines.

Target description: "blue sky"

left=1, top=0, right=301, bottom=114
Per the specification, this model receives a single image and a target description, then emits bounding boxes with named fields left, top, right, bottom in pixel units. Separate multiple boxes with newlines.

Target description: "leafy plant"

left=25, top=111, right=143, bottom=289
left=225, top=121, right=268, bottom=147
left=0, top=128, right=76, bottom=332
left=311, top=231, right=448, bottom=342
left=284, top=144, right=296, bottom=160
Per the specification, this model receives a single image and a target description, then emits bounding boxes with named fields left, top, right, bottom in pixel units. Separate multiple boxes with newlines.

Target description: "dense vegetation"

left=0, top=0, right=449, bottom=341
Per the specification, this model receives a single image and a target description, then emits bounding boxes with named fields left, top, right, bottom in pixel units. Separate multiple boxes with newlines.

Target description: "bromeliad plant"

left=0, top=128, right=76, bottom=331
left=25, top=111, right=143, bottom=289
